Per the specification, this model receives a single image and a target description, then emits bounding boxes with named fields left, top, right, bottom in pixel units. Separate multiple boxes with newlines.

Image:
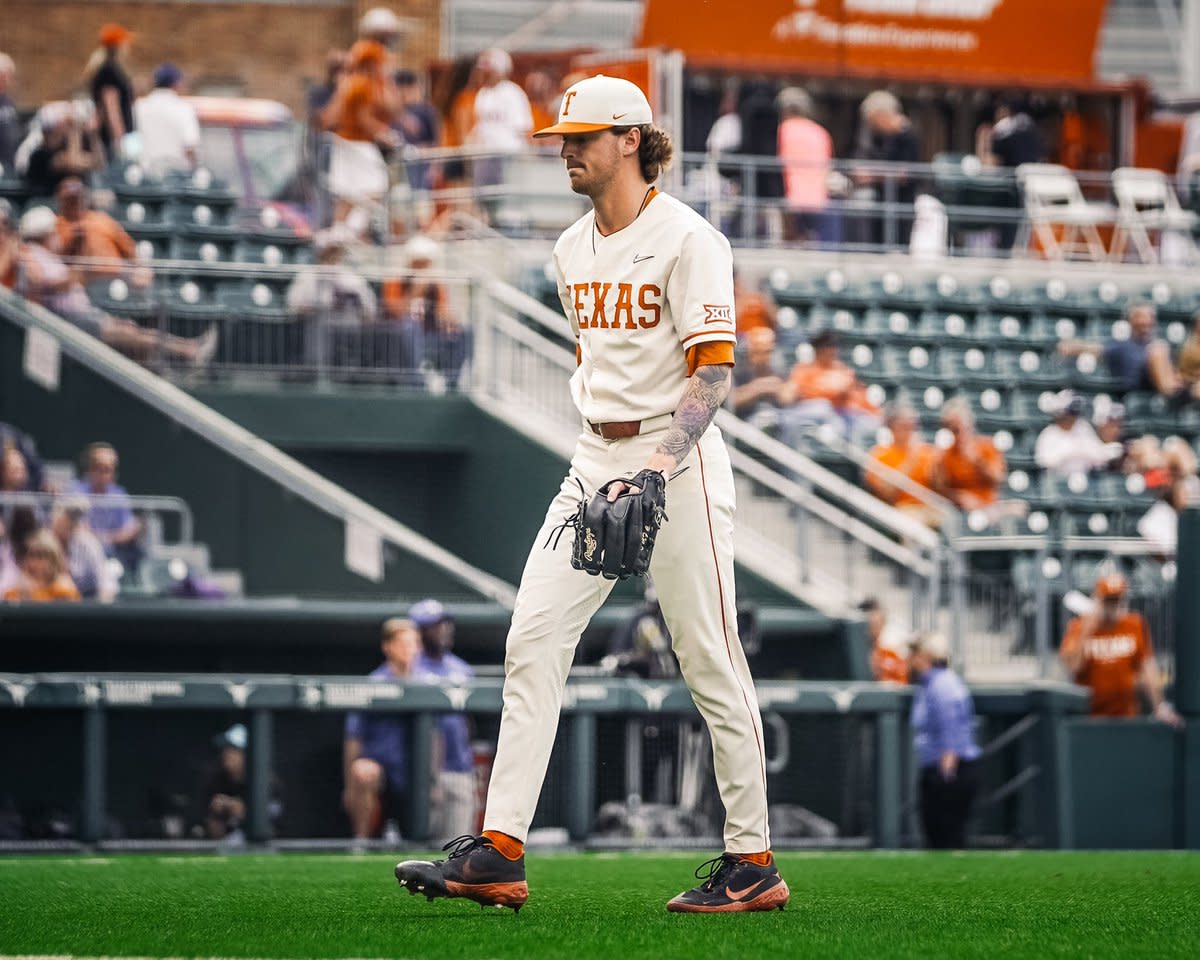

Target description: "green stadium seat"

left=88, top=277, right=157, bottom=321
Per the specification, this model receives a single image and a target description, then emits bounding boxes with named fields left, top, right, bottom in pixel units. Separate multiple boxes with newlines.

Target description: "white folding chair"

left=1015, top=163, right=1112, bottom=261
left=1110, top=166, right=1199, bottom=265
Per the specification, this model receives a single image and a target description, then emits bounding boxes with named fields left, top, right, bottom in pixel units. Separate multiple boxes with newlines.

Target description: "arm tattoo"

left=654, top=364, right=731, bottom=466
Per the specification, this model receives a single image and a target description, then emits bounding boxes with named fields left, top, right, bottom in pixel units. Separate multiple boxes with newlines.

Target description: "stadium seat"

left=1015, top=163, right=1113, bottom=261
left=1110, top=167, right=1199, bottom=265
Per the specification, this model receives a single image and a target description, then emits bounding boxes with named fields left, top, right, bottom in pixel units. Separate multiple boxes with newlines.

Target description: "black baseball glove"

left=570, top=469, right=667, bottom=580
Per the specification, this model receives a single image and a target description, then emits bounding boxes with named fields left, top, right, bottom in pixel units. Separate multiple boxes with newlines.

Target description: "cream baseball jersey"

left=553, top=191, right=737, bottom=423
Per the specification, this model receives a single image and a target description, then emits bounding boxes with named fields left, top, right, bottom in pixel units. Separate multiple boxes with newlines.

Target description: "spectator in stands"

left=908, top=631, right=980, bottom=849
left=776, top=87, right=835, bottom=246
left=1034, top=391, right=1123, bottom=477
left=1, top=445, right=37, bottom=541
left=18, top=206, right=217, bottom=367
left=731, top=327, right=787, bottom=425
left=133, top=64, right=200, bottom=176
left=86, top=23, right=136, bottom=160
left=2, top=529, right=80, bottom=603
left=1060, top=573, right=1182, bottom=725
left=853, top=91, right=919, bottom=247
left=467, top=48, right=532, bottom=190
left=0, top=423, right=44, bottom=491
left=343, top=618, right=421, bottom=842
left=866, top=402, right=941, bottom=527
left=933, top=398, right=1007, bottom=514
left=287, top=228, right=378, bottom=324
left=53, top=177, right=143, bottom=283
left=322, top=40, right=400, bottom=235
left=1138, top=475, right=1197, bottom=554
left=24, top=103, right=104, bottom=197
left=50, top=500, right=117, bottom=602
left=0, top=505, right=38, bottom=597
left=394, top=70, right=439, bottom=149
left=858, top=597, right=908, bottom=685
left=736, top=81, right=784, bottom=239
left=359, top=6, right=406, bottom=50
left=1093, top=403, right=1128, bottom=471
left=308, top=50, right=346, bottom=128
left=977, top=100, right=1045, bottom=169
left=409, top=598, right=477, bottom=843
left=1177, top=310, right=1200, bottom=401
left=70, top=442, right=143, bottom=575
left=703, top=83, right=742, bottom=233
left=0, top=53, right=19, bottom=176
left=523, top=70, right=558, bottom=144
left=0, top=199, right=16, bottom=289
left=734, top=269, right=776, bottom=338
left=383, top=235, right=470, bottom=389
left=1058, top=302, right=1183, bottom=400
left=782, top=330, right=881, bottom=446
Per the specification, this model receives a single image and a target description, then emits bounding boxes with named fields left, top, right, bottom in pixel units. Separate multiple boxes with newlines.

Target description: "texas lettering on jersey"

left=569, top=281, right=662, bottom=330
left=1082, top=634, right=1139, bottom=662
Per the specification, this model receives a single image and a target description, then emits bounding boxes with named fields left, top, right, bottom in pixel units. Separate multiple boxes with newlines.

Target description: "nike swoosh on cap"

left=633, top=254, right=654, bottom=263
left=612, top=112, right=628, bottom=120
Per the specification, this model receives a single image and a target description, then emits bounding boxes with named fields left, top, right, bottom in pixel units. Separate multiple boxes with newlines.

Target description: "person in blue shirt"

left=1059, top=302, right=1183, bottom=400
left=69, top=442, right=143, bottom=575
left=908, top=631, right=981, bottom=849
left=409, top=598, right=478, bottom=843
left=343, top=618, right=420, bottom=842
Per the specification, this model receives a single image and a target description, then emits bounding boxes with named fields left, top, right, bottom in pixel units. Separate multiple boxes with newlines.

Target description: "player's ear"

left=618, top=126, right=641, bottom=157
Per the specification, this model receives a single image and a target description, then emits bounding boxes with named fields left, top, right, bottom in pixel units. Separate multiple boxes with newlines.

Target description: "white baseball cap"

left=534, top=74, right=653, bottom=138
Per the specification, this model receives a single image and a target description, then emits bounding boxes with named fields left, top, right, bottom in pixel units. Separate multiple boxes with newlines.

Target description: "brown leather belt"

left=589, top=419, right=643, bottom=440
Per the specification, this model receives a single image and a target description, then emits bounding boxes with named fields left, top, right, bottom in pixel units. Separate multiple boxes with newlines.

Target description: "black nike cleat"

left=666, top=853, right=789, bottom=913
left=395, top=835, right=528, bottom=912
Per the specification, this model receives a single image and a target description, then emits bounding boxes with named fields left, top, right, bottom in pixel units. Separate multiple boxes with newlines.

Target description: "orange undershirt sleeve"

left=686, top=340, right=735, bottom=376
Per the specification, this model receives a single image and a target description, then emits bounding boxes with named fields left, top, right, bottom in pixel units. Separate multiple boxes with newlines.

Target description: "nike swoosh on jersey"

left=632, top=254, right=654, bottom=263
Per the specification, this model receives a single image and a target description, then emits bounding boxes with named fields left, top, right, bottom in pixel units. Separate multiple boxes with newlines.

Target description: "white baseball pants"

left=482, top=424, right=771, bottom=853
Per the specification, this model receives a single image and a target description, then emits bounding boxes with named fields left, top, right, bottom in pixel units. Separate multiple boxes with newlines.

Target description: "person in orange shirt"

left=867, top=402, right=942, bottom=527
left=53, top=177, right=143, bottom=284
left=524, top=70, right=558, bottom=147
left=733, top=269, right=775, bottom=337
left=858, top=597, right=909, bottom=684
left=782, top=329, right=880, bottom=445
left=322, top=40, right=400, bottom=233
left=933, top=398, right=1006, bottom=512
left=2, top=529, right=81, bottom=603
left=1060, top=574, right=1182, bottom=725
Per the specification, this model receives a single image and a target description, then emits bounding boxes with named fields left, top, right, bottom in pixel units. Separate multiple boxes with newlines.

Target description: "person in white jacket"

left=1034, top=391, right=1122, bottom=477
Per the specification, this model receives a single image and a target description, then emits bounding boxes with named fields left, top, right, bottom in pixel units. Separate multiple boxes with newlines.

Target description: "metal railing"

left=0, top=491, right=194, bottom=547
left=307, top=144, right=1200, bottom=262
left=0, top=285, right=517, bottom=607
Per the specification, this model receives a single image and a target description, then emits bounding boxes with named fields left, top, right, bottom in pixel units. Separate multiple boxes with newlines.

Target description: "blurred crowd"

left=731, top=292, right=1200, bottom=545
left=1, top=430, right=144, bottom=604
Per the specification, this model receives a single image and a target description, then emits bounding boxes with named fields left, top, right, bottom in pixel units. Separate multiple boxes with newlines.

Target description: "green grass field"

left=1, top=851, right=1197, bottom=960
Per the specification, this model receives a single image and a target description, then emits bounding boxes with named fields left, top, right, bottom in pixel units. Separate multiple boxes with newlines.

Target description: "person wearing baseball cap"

left=1034, top=390, right=1122, bottom=478
left=907, top=631, right=981, bottom=849
left=88, top=24, right=135, bottom=158
left=408, top=600, right=478, bottom=842
left=134, top=64, right=200, bottom=175
left=1060, top=572, right=1182, bottom=725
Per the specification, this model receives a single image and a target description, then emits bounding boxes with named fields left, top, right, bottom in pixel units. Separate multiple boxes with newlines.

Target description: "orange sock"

left=737, top=851, right=773, bottom=867
left=482, top=830, right=525, bottom=861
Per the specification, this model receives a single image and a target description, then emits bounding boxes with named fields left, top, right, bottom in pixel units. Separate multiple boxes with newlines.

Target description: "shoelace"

left=693, top=853, right=740, bottom=891
left=441, top=834, right=485, bottom=859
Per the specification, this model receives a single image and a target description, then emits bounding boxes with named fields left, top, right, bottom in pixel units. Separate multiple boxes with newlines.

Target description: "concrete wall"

left=2, top=1, right=440, bottom=116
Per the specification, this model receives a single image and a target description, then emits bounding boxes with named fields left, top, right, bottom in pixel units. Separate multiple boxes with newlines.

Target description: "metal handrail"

left=0, top=288, right=518, bottom=608
left=0, top=491, right=194, bottom=544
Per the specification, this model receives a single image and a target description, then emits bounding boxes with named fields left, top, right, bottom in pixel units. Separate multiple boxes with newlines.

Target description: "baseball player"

left=396, top=74, right=787, bottom=914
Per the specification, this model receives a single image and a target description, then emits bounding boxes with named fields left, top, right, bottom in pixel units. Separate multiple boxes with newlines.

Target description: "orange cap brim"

left=533, top=121, right=616, bottom=138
